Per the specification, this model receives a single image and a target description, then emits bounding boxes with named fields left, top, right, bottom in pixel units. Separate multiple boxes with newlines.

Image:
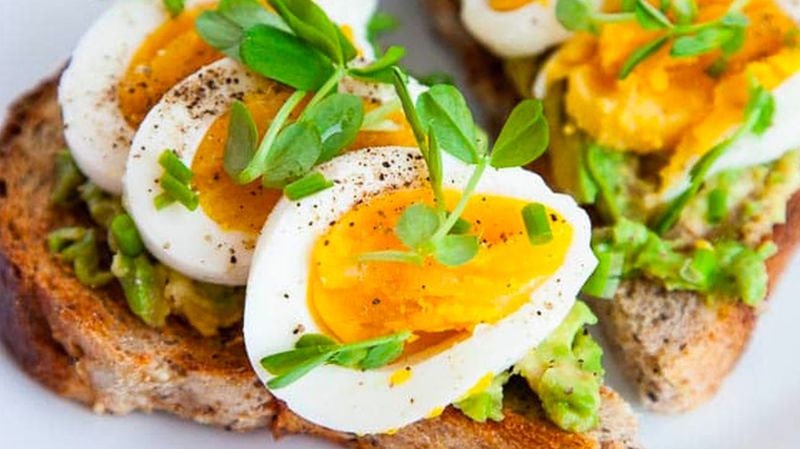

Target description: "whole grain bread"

left=423, top=0, right=800, bottom=413
left=0, top=76, right=640, bottom=447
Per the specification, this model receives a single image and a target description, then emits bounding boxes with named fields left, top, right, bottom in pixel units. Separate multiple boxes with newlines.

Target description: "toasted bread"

left=423, top=0, right=800, bottom=412
left=0, top=75, right=640, bottom=447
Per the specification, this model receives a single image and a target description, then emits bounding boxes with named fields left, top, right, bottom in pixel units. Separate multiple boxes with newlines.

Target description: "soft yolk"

left=489, top=0, right=542, bottom=11
left=308, top=188, right=573, bottom=357
left=546, top=0, right=800, bottom=186
left=192, top=82, right=416, bottom=235
left=118, top=5, right=222, bottom=128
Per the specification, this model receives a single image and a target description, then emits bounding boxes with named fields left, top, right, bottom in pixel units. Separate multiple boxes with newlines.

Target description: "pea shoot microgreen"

left=195, top=0, right=408, bottom=196
left=162, top=0, right=185, bottom=18
left=652, top=75, right=775, bottom=235
left=358, top=67, right=551, bottom=268
left=556, top=0, right=752, bottom=79
left=260, top=331, right=412, bottom=389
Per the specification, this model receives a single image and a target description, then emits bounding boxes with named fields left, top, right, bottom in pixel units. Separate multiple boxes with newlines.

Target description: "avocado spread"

left=49, top=151, right=244, bottom=336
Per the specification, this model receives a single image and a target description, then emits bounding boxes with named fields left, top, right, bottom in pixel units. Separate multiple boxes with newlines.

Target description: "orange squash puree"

left=192, top=84, right=416, bottom=235
left=307, top=188, right=573, bottom=355
left=118, top=5, right=221, bottom=128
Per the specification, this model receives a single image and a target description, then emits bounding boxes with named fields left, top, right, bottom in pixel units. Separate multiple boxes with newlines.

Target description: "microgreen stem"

left=302, top=67, right=345, bottom=117
left=431, top=156, right=489, bottom=242
left=337, top=331, right=412, bottom=352
left=237, top=89, right=307, bottom=184
left=594, top=12, right=637, bottom=23
left=358, top=250, right=424, bottom=265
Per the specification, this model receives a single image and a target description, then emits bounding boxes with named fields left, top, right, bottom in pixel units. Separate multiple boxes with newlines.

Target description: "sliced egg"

left=59, top=0, right=378, bottom=194
left=534, top=0, right=800, bottom=199
left=244, top=146, right=597, bottom=434
left=461, top=0, right=572, bottom=58
left=124, top=59, right=423, bottom=285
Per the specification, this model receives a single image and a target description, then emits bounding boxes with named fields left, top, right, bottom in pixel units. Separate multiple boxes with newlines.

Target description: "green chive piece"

left=159, top=150, right=193, bottom=184
left=154, top=193, right=176, bottom=210
left=111, top=214, right=145, bottom=258
left=522, top=203, right=554, bottom=245
left=284, top=172, right=334, bottom=201
left=706, top=188, right=727, bottom=224
left=680, top=248, right=718, bottom=287
left=582, top=250, right=624, bottom=299
left=163, top=0, right=184, bottom=17
left=160, top=173, right=199, bottom=211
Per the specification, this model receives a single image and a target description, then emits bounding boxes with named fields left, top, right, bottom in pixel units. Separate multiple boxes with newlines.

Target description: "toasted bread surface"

left=0, top=75, right=640, bottom=447
left=423, top=0, right=800, bottom=412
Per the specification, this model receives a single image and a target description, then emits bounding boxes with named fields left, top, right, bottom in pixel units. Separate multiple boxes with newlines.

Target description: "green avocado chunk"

left=516, top=301, right=604, bottom=433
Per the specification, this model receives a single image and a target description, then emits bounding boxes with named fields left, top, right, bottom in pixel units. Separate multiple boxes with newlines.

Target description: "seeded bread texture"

left=0, top=75, right=640, bottom=447
left=423, top=0, right=800, bottom=412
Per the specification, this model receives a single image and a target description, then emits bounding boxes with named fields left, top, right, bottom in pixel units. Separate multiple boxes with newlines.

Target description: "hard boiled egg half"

left=124, top=58, right=422, bottom=285
left=244, top=146, right=597, bottom=434
left=59, top=0, right=377, bottom=193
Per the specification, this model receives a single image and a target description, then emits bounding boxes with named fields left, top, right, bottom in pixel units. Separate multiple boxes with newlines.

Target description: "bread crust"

left=0, top=76, right=639, bottom=447
left=423, top=0, right=800, bottom=412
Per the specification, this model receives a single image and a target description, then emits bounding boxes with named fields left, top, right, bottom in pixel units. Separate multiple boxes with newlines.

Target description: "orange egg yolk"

left=118, top=5, right=222, bottom=128
left=489, top=0, right=542, bottom=11
left=546, top=0, right=800, bottom=187
left=307, top=188, right=573, bottom=357
left=191, top=81, right=416, bottom=235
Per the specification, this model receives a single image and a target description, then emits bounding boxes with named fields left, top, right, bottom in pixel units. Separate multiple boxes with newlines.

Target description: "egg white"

left=60, top=0, right=378, bottom=194
left=243, top=146, right=597, bottom=435
left=461, top=0, right=572, bottom=59
left=125, top=59, right=426, bottom=286
left=59, top=0, right=215, bottom=194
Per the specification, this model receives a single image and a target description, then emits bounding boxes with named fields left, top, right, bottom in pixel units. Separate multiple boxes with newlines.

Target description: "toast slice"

left=423, top=0, right=800, bottom=413
left=0, top=75, right=640, bottom=447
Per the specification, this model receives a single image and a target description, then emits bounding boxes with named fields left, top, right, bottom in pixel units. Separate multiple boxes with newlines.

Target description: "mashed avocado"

left=544, top=83, right=800, bottom=306
left=516, top=301, right=604, bottom=433
left=453, top=301, right=604, bottom=433
left=49, top=151, right=244, bottom=336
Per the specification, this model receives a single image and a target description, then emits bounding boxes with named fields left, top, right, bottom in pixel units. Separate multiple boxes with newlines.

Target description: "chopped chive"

left=284, top=172, right=334, bottom=201
left=110, top=214, right=145, bottom=257
left=160, top=174, right=199, bottom=211
left=582, top=250, right=624, bottom=299
left=158, top=150, right=193, bottom=184
left=522, top=203, right=554, bottom=245
left=680, top=248, right=717, bottom=287
left=154, top=193, right=175, bottom=210
left=706, top=188, right=727, bottom=224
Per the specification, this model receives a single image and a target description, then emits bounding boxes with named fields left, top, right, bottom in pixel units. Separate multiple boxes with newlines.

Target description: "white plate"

left=1, top=1, right=799, bottom=448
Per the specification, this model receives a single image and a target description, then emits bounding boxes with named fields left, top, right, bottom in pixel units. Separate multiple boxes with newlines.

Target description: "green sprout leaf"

left=296, top=333, right=337, bottom=348
left=671, top=0, right=698, bottom=25
left=361, top=340, right=406, bottom=370
left=417, top=85, right=479, bottom=164
left=262, top=122, right=322, bottom=188
left=490, top=99, right=550, bottom=168
left=240, top=24, right=335, bottom=91
left=303, top=93, right=365, bottom=162
left=223, top=100, right=259, bottom=179
left=219, top=0, right=286, bottom=30
left=634, top=0, right=673, bottom=30
left=195, top=12, right=243, bottom=58
left=284, top=172, right=334, bottom=201
left=434, top=234, right=480, bottom=267
left=163, top=0, right=184, bottom=17
left=396, top=203, right=441, bottom=250
left=619, top=35, right=669, bottom=79
left=348, top=46, right=407, bottom=83
left=268, top=0, right=353, bottom=64
left=556, top=0, right=598, bottom=33
left=366, top=12, right=400, bottom=56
